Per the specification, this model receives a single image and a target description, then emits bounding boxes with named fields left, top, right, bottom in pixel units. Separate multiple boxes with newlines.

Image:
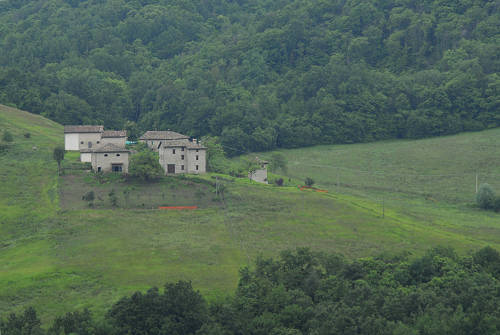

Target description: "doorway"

left=167, top=164, right=175, bottom=174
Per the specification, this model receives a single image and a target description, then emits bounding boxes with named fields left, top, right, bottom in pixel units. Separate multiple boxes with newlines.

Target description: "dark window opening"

left=80, top=141, right=84, bottom=144
left=116, top=153, right=120, bottom=156
left=196, top=149, right=199, bottom=152
left=97, top=141, right=100, bottom=144
left=196, top=155, right=199, bottom=160
left=181, top=165, right=184, bottom=170
left=97, top=167, right=101, bottom=172
left=181, top=147, right=184, bottom=151
left=196, top=165, right=199, bottom=171
left=104, top=154, right=108, bottom=157
left=173, top=149, right=176, bottom=154
left=181, top=155, right=184, bottom=160
left=112, top=164, right=123, bottom=172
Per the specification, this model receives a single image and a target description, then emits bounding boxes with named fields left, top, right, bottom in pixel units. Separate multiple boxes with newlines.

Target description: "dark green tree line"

left=0, top=0, right=498, bottom=155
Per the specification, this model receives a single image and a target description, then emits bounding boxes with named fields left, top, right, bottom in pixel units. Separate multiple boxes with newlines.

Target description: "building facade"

left=91, top=144, right=130, bottom=173
left=248, top=158, right=269, bottom=184
left=65, top=126, right=127, bottom=152
left=101, top=130, right=127, bottom=147
left=139, top=131, right=190, bottom=151
left=158, top=140, right=206, bottom=175
left=64, top=125, right=104, bottom=151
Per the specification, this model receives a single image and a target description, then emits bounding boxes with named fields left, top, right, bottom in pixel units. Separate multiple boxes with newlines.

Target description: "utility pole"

left=382, top=198, right=385, bottom=218
left=216, top=176, right=218, bottom=197
left=476, top=173, right=478, bottom=193
left=337, top=167, right=340, bottom=188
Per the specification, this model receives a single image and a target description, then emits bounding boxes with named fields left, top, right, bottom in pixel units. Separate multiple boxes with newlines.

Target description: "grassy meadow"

left=1, top=104, right=500, bottom=322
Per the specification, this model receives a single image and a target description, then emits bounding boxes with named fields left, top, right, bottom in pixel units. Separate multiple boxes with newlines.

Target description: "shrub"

left=305, top=177, right=315, bottom=187
left=494, top=197, right=500, bottom=213
left=53, top=146, right=65, bottom=175
left=275, top=178, right=284, bottom=186
left=109, top=189, right=118, bottom=207
left=82, top=191, right=95, bottom=202
left=476, top=183, right=496, bottom=210
left=2, top=130, right=13, bottom=142
left=24, top=132, right=31, bottom=138
left=129, top=151, right=163, bottom=181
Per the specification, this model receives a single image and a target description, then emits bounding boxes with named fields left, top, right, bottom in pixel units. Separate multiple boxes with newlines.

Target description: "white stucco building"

left=64, top=125, right=104, bottom=151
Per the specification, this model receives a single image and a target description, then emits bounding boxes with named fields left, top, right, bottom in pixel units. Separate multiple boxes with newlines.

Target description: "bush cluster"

left=477, top=184, right=500, bottom=212
left=5, top=247, right=500, bottom=334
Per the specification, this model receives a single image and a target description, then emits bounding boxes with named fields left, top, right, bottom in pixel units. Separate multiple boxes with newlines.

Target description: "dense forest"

left=0, top=0, right=499, bottom=154
left=4, top=247, right=500, bottom=334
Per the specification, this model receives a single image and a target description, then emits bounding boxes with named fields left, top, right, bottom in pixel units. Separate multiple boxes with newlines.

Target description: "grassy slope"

left=1, top=105, right=500, bottom=321
left=256, top=129, right=500, bottom=255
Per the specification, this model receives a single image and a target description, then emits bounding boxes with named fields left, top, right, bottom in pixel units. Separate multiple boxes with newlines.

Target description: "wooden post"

left=476, top=173, right=478, bottom=193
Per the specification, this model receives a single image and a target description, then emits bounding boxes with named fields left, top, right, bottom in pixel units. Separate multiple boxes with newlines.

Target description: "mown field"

left=1, top=104, right=500, bottom=322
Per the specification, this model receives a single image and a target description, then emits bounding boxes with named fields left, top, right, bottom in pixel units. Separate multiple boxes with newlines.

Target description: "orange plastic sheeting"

left=299, top=186, right=328, bottom=193
left=158, top=206, right=198, bottom=210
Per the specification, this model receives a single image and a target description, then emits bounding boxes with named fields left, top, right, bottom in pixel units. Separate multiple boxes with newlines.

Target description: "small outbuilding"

left=248, top=157, right=269, bottom=184
left=91, top=143, right=130, bottom=173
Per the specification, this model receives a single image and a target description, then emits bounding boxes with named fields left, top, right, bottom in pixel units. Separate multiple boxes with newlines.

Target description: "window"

left=97, top=141, right=100, bottom=144
left=104, top=154, right=108, bottom=157
left=181, top=155, right=184, bottom=160
left=196, top=165, right=199, bottom=171
left=196, top=149, right=199, bottom=152
left=173, top=149, right=176, bottom=154
left=181, top=147, right=184, bottom=151
left=97, top=167, right=101, bottom=172
left=80, top=141, right=84, bottom=144
left=112, top=164, right=123, bottom=172
left=116, top=153, right=120, bottom=157
left=181, top=165, right=184, bottom=170
left=196, top=155, right=199, bottom=160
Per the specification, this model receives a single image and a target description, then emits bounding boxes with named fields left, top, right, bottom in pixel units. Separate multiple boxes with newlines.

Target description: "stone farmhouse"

left=139, top=131, right=190, bottom=151
left=158, top=139, right=207, bottom=175
left=64, top=125, right=129, bottom=173
left=64, top=126, right=127, bottom=151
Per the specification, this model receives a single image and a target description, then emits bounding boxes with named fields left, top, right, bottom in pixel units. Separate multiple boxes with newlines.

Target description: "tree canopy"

left=0, top=0, right=499, bottom=154
left=4, top=247, right=500, bottom=334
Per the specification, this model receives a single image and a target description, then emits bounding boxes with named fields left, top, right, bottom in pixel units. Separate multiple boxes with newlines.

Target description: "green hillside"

left=1, top=105, right=500, bottom=322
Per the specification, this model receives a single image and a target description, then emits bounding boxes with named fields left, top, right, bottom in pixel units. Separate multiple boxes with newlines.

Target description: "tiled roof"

left=139, top=130, right=190, bottom=140
left=161, top=139, right=207, bottom=149
left=64, top=125, right=103, bottom=133
left=102, top=130, right=127, bottom=138
left=92, top=143, right=130, bottom=153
